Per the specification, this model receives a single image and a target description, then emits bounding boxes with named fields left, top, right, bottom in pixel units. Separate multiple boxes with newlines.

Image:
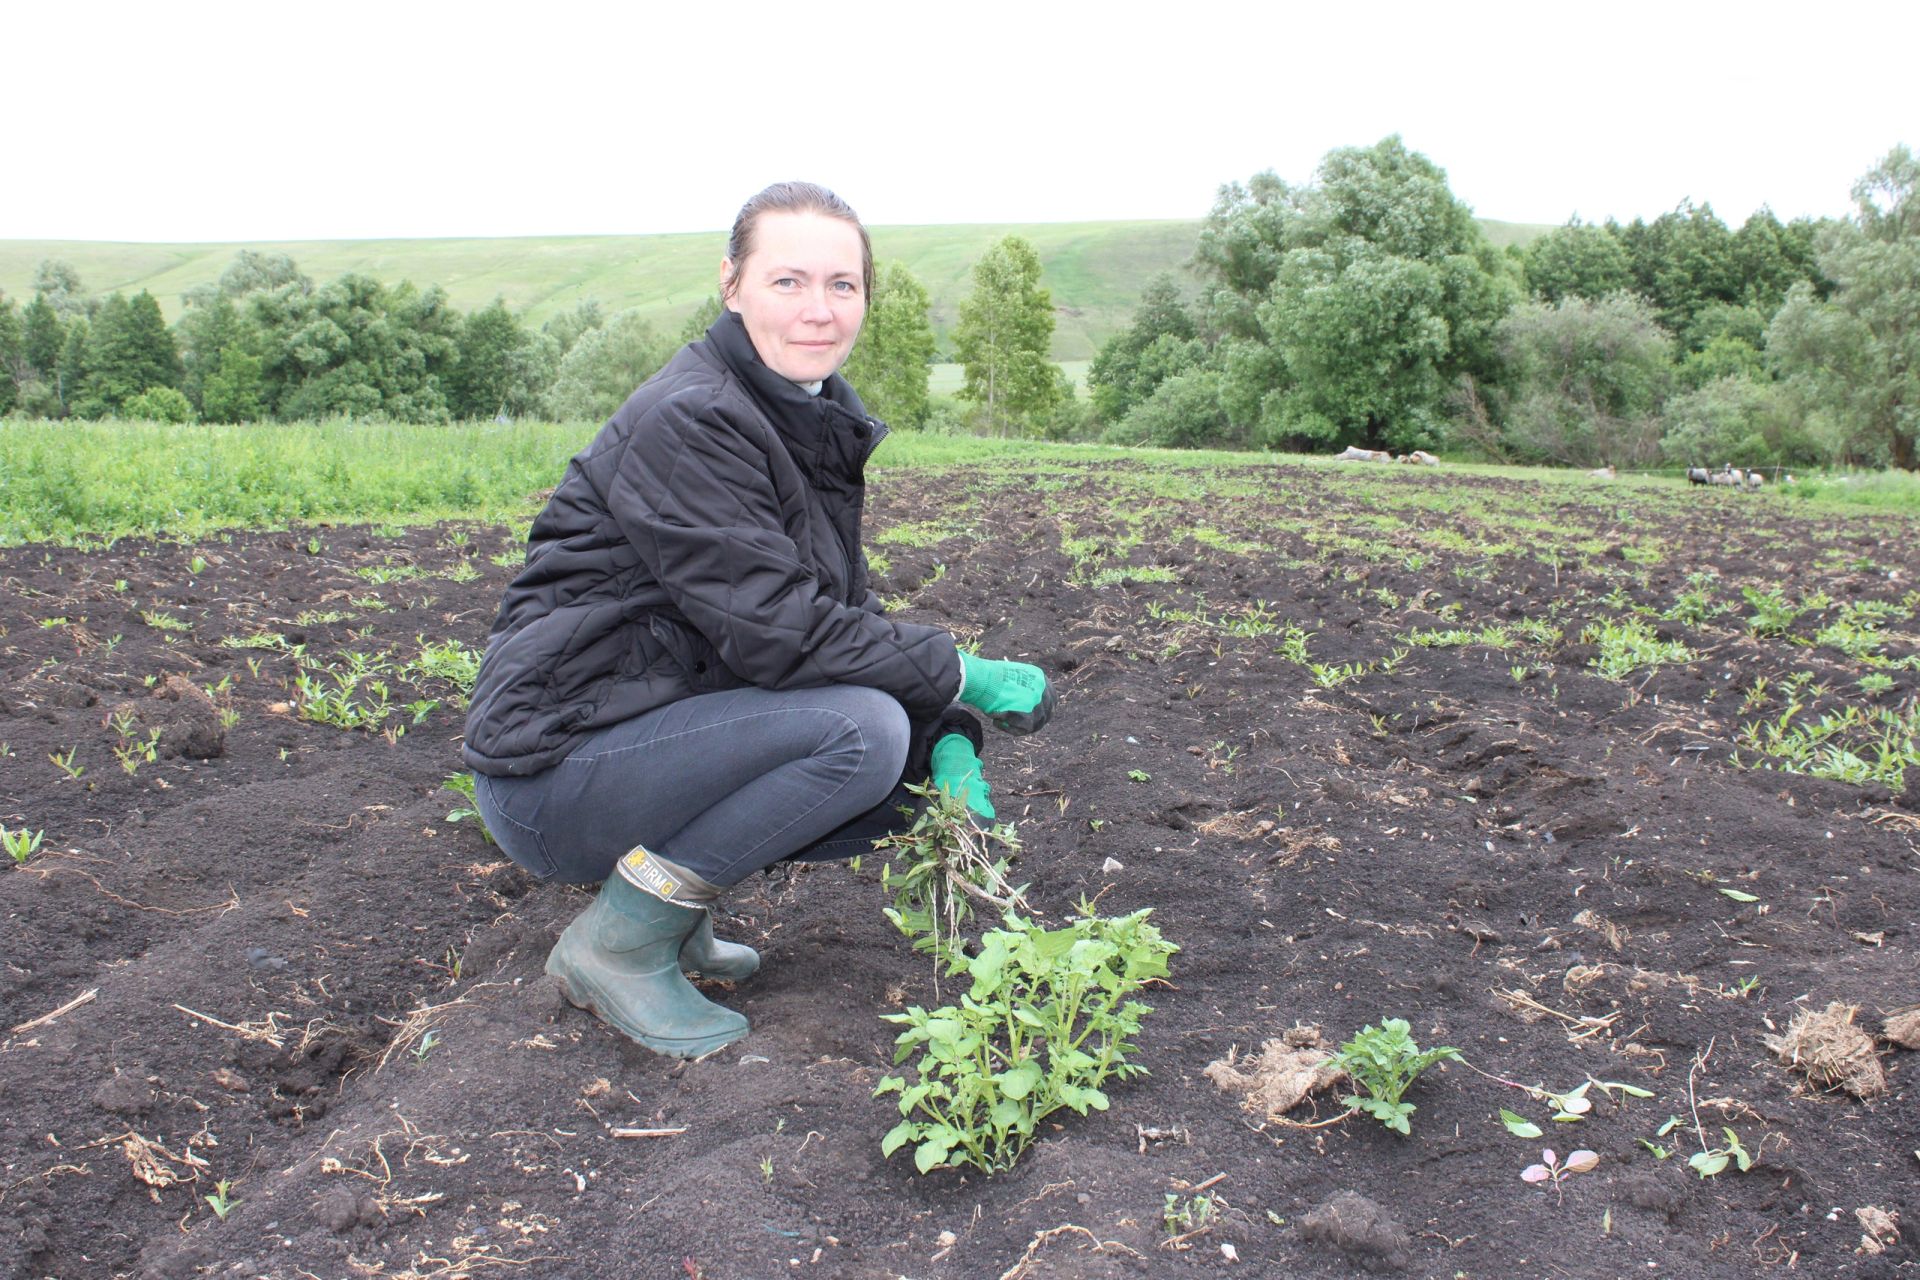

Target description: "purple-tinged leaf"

left=1565, top=1150, right=1600, bottom=1173
left=1522, top=1164, right=1551, bottom=1183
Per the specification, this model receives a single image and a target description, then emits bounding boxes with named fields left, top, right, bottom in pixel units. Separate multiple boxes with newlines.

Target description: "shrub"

left=121, top=385, right=195, bottom=423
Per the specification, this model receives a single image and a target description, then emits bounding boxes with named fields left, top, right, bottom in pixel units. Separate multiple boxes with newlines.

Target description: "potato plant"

left=874, top=903, right=1176, bottom=1174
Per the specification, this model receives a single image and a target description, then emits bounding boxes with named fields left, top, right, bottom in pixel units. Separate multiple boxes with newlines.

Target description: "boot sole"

left=547, top=961, right=748, bottom=1059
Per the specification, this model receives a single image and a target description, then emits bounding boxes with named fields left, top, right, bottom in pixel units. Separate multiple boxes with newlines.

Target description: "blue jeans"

left=472, top=685, right=957, bottom=887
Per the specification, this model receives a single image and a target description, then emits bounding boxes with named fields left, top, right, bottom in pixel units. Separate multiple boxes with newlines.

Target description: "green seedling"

left=1163, top=1191, right=1220, bottom=1240
left=407, top=699, right=440, bottom=725
left=189, top=555, right=208, bottom=576
left=1127, top=769, right=1151, bottom=783
left=1640, top=1114, right=1683, bottom=1159
left=49, top=747, right=85, bottom=781
left=1331, top=1019, right=1460, bottom=1136
left=1522, top=1147, right=1599, bottom=1202
left=1689, top=1127, right=1753, bottom=1178
left=759, top=1155, right=774, bottom=1186
left=3, top=826, right=46, bottom=864
left=412, top=1030, right=441, bottom=1064
left=441, top=773, right=498, bottom=846
left=204, top=1178, right=236, bottom=1220
left=1500, top=1109, right=1543, bottom=1138
left=875, top=903, right=1177, bottom=1175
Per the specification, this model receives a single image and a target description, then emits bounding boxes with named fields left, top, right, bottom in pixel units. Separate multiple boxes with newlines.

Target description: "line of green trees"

left=0, top=254, right=944, bottom=432
left=1083, top=138, right=1918, bottom=471
left=4, top=139, right=1911, bottom=471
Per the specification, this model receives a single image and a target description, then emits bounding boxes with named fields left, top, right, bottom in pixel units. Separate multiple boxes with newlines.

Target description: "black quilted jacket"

left=463, top=310, right=963, bottom=777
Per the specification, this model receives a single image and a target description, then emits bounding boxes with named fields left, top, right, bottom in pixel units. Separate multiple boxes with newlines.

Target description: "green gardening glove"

left=957, top=651, right=1055, bottom=735
left=930, top=733, right=994, bottom=821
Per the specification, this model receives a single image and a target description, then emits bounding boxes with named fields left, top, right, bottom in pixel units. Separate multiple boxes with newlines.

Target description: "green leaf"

left=1718, top=887, right=1759, bottom=903
left=1500, top=1109, right=1543, bottom=1138
left=997, top=1061, right=1043, bottom=1101
left=1689, top=1150, right=1730, bottom=1178
left=914, top=1132, right=955, bottom=1174
left=881, top=1121, right=915, bottom=1157
left=872, top=1076, right=904, bottom=1097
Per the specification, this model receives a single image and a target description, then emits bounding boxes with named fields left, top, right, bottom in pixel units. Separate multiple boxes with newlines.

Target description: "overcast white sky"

left=8, top=1, right=1914, bottom=243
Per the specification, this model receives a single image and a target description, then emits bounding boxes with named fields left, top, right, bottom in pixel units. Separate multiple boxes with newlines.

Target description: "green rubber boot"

left=680, top=911, right=760, bottom=981
left=545, top=874, right=749, bottom=1058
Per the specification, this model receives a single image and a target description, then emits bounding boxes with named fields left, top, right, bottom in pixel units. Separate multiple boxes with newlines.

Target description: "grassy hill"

left=0, top=218, right=1553, bottom=362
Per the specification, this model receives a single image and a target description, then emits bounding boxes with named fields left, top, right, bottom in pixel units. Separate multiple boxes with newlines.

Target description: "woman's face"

left=722, top=211, right=867, bottom=383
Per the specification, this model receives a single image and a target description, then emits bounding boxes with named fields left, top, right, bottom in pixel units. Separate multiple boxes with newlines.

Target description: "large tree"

left=1201, top=137, right=1519, bottom=450
left=1495, top=293, right=1674, bottom=467
left=1087, top=273, right=1200, bottom=424
left=1768, top=146, right=1920, bottom=469
left=249, top=274, right=458, bottom=422
left=0, top=293, right=21, bottom=414
left=953, top=235, right=1059, bottom=433
left=1523, top=223, right=1633, bottom=303
left=544, top=310, right=675, bottom=423
left=841, top=261, right=935, bottom=428
left=74, top=291, right=181, bottom=418
left=449, top=299, right=533, bottom=419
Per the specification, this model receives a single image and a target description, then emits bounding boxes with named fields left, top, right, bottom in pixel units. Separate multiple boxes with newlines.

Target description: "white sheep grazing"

left=1401, top=450, right=1440, bottom=466
left=1588, top=465, right=1617, bottom=479
left=1686, top=466, right=1710, bottom=485
left=1745, top=469, right=1765, bottom=490
left=1336, top=446, right=1393, bottom=462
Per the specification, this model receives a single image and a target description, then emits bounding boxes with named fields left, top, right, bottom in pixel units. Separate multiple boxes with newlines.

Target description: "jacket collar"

left=701, top=310, right=888, bottom=476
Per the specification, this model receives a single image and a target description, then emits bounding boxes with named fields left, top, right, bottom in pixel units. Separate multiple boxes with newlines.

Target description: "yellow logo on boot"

left=618, top=847, right=679, bottom=901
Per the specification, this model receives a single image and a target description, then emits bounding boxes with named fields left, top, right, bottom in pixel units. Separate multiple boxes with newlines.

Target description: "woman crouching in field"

left=461, top=182, right=1055, bottom=1058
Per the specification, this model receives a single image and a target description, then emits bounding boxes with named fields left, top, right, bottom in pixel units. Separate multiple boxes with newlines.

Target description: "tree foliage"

left=73, top=291, right=181, bottom=419
left=544, top=310, right=675, bottom=423
left=954, top=236, right=1059, bottom=433
left=1199, top=136, right=1519, bottom=451
left=1495, top=293, right=1674, bottom=467
left=1087, top=274, right=1199, bottom=424
left=842, top=261, right=935, bottom=428
left=1769, top=146, right=1920, bottom=469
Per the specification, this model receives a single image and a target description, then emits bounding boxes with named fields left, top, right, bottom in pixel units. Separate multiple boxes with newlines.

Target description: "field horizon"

left=0, top=217, right=1553, bottom=360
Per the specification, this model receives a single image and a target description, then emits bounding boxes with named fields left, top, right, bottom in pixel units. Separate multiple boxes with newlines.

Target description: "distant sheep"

left=1588, top=465, right=1617, bottom=479
left=1687, top=464, right=1772, bottom=490
left=1399, top=451, right=1440, bottom=466
left=1336, top=446, right=1394, bottom=463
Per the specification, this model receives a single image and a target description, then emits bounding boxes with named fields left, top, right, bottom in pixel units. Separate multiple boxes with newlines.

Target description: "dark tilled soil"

left=2, top=462, right=1916, bottom=1279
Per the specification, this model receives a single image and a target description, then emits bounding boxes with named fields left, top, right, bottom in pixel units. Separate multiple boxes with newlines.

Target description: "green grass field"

left=0, top=218, right=1553, bottom=362
left=3, top=419, right=1912, bottom=548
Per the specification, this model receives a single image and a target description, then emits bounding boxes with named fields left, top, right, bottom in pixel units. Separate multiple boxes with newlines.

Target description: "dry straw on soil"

left=1203, top=1025, right=1347, bottom=1120
left=1762, top=1001, right=1887, bottom=1098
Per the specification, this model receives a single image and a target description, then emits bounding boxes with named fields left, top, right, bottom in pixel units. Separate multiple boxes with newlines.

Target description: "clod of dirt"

left=1299, top=1190, right=1411, bottom=1272
left=1763, top=1002, right=1887, bottom=1097
left=1882, top=1009, right=1920, bottom=1050
left=1203, top=1025, right=1346, bottom=1120
left=1617, top=1173, right=1684, bottom=1221
left=120, top=675, right=226, bottom=759
left=92, top=1071, right=154, bottom=1116
left=316, top=1185, right=382, bottom=1234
